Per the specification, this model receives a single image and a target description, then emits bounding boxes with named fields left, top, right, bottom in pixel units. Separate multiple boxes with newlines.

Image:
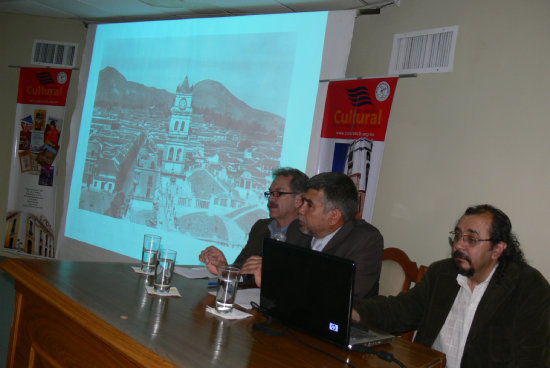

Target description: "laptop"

left=260, top=238, right=394, bottom=349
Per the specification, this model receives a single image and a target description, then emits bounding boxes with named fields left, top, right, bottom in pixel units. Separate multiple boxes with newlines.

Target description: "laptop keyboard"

left=351, top=325, right=374, bottom=339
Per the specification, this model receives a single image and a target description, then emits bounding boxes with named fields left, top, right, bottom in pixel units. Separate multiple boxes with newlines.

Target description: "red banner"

left=321, top=77, right=398, bottom=141
left=17, top=68, right=72, bottom=106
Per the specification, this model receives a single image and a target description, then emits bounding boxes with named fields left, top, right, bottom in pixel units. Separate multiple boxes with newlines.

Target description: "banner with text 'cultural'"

left=4, top=67, right=72, bottom=258
left=317, top=77, right=398, bottom=221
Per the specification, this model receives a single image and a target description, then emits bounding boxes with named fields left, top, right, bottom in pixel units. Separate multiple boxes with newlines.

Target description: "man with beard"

left=241, top=171, right=384, bottom=298
left=199, top=167, right=309, bottom=276
left=352, top=204, right=550, bottom=368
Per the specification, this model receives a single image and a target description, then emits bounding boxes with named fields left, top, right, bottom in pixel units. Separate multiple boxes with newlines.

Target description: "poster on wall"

left=317, top=77, right=398, bottom=221
left=4, top=67, right=72, bottom=257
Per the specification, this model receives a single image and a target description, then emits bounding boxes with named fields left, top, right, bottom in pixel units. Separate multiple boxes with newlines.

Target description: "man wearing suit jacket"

left=199, top=167, right=309, bottom=275
left=352, top=204, right=550, bottom=368
left=243, top=171, right=384, bottom=298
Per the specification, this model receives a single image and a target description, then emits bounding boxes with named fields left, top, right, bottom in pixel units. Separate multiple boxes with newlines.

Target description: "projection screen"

left=59, top=10, right=355, bottom=265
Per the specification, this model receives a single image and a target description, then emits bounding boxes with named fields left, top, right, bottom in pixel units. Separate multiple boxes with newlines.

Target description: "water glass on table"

left=154, top=249, right=177, bottom=293
left=215, top=266, right=240, bottom=313
left=141, top=234, right=161, bottom=274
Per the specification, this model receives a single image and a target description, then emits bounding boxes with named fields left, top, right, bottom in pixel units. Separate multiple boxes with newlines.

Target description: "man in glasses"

left=199, top=167, right=309, bottom=276
left=242, top=171, right=384, bottom=299
left=352, top=204, right=550, bottom=368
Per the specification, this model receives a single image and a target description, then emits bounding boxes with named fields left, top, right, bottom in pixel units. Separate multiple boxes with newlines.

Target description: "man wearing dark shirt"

left=353, top=204, right=550, bottom=367
left=199, top=167, right=308, bottom=274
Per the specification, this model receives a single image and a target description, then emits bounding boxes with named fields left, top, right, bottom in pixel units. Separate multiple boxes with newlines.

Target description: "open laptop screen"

left=260, top=238, right=356, bottom=347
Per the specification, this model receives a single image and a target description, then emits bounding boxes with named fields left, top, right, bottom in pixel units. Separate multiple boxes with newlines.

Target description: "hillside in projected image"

left=78, top=66, right=284, bottom=249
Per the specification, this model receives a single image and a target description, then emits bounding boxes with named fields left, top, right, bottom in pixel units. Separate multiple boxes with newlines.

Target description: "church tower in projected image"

left=162, top=76, right=193, bottom=181
left=153, top=76, right=196, bottom=230
left=170, top=76, right=192, bottom=137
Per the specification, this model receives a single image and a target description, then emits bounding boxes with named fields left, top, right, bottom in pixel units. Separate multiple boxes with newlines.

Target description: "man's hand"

left=198, top=246, right=228, bottom=275
left=351, top=308, right=361, bottom=323
left=240, top=256, right=263, bottom=287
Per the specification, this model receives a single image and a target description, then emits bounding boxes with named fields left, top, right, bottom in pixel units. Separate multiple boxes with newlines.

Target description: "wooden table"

left=0, top=258, right=445, bottom=368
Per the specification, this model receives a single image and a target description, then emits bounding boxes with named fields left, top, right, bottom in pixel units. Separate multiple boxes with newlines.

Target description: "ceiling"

left=0, top=0, right=396, bottom=22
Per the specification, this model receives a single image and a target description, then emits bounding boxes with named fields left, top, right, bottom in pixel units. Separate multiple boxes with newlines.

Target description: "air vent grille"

left=32, top=40, right=77, bottom=68
left=389, top=26, right=458, bottom=74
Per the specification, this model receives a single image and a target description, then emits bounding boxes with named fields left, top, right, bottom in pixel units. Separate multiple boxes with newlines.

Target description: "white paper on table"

left=208, top=287, right=260, bottom=310
left=205, top=306, right=252, bottom=320
left=145, top=285, right=182, bottom=297
left=175, top=266, right=216, bottom=279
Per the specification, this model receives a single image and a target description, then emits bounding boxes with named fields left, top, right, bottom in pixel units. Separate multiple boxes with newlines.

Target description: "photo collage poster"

left=5, top=67, right=72, bottom=257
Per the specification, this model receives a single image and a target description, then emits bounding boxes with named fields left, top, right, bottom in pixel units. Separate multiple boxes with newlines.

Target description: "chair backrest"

left=378, top=247, right=419, bottom=297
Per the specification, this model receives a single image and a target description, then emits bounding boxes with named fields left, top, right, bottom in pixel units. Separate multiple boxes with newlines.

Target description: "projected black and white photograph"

left=79, top=66, right=285, bottom=248
left=65, top=12, right=328, bottom=263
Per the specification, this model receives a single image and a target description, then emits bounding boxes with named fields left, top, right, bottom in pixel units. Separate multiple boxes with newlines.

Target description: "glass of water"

left=153, top=249, right=177, bottom=293
left=141, top=234, right=161, bottom=274
left=215, top=266, right=240, bottom=313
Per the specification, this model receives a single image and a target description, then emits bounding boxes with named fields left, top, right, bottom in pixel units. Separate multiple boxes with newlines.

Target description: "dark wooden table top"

left=0, top=258, right=445, bottom=368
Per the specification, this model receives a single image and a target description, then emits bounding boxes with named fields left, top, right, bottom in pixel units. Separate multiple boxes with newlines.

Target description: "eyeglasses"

left=449, top=231, right=493, bottom=247
left=264, top=191, right=296, bottom=199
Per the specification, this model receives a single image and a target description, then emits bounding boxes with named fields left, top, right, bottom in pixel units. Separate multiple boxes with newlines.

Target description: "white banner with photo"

left=316, top=77, right=399, bottom=221
left=4, top=67, right=72, bottom=258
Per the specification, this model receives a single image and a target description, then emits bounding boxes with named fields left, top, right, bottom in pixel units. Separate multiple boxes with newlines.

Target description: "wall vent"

left=389, top=25, right=458, bottom=75
left=31, top=40, right=78, bottom=68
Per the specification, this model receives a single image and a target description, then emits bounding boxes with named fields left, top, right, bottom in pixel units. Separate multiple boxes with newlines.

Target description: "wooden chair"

left=379, top=247, right=419, bottom=296
left=378, top=247, right=421, bottom=341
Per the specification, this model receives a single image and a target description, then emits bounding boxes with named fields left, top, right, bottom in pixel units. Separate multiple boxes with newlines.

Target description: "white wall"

left=346, top=0, right=550, bottom=280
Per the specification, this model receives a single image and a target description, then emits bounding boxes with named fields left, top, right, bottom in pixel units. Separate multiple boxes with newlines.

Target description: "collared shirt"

left=267, top=219, right=290, bottom=240
left=310, top=226, right=342, bottom=252
left=432, top=265, right=497, bottom=368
